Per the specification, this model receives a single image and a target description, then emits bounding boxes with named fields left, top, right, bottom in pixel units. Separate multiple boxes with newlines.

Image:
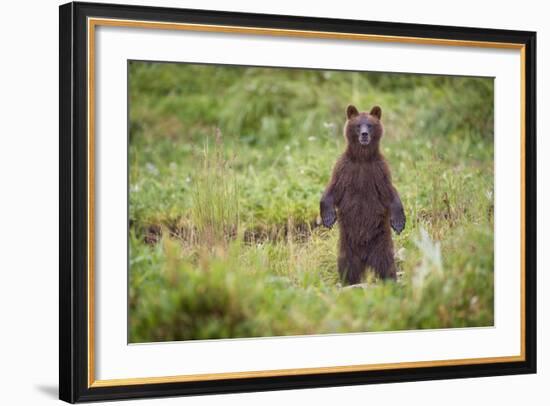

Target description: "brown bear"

left=320, top=105, right=405, bottom=284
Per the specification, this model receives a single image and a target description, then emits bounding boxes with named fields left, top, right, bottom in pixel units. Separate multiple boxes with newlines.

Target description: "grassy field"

left=128, top=61, right=494, bottom=343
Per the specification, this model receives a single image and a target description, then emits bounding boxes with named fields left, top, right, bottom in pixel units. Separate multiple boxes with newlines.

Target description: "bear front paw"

left=391, top=215, right=406, bottom=235
left=322, top=210, right=337, bottom=228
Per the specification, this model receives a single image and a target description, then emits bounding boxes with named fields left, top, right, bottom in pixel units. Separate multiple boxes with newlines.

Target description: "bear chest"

left=343, top=165, right=383, bottom=197
left=338, top=163, right=388, bottom=215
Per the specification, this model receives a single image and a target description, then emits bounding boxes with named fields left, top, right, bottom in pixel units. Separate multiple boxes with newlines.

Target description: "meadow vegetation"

left=128, top=61, right=494, bottom=342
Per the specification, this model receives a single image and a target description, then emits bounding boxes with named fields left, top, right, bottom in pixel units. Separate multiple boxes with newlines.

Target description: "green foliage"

left=189, top=132, right=240, bottom=246
left=129, top=225, right=493, bottom=342
left=128, top=61, right=494, bottom=342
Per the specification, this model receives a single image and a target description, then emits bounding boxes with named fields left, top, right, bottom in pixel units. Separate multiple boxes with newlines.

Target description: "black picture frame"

left=59, top=1, right=537, bottom=403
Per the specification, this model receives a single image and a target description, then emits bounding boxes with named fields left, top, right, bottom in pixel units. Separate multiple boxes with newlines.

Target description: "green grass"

left=128, top=61, right=494, bottom=343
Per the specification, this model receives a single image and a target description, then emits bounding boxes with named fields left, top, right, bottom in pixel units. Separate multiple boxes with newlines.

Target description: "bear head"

left=344, top=105, right=384, bottom=152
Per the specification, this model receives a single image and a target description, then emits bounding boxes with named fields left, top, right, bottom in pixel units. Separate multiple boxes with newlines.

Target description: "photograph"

left=127, top=61, right=495, bottom=343
left=0, top=0, right=544, bottom=402
left=56, top=1, right=536, bottom=402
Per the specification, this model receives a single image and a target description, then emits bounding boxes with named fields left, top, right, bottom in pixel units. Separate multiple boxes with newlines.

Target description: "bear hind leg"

left=366, top=248, right=396, bottom=280
left=338, top=252, right=365, bottom=285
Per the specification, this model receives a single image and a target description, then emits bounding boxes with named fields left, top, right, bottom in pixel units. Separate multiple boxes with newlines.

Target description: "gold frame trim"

left=87, top=17, right=527, bottom=388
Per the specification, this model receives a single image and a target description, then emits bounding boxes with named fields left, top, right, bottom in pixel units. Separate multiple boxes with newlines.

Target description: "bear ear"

left=370, top=105, right=382, bottom=119
left=346, top=105, right=359, bottom=119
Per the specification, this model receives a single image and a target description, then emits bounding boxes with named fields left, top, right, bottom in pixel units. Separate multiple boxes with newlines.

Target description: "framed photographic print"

left=59, top=1, right=537, bottom=403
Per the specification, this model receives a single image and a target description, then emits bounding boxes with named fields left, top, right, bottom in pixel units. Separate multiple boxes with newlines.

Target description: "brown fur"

left=320, top=105, right=405, bottom=284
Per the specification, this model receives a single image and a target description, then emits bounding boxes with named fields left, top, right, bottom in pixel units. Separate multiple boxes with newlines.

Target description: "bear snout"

left=359, top=133, right=371, bottom=145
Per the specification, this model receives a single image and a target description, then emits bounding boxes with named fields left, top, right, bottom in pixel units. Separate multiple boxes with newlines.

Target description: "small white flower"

left=145, top=162, right=159, bottom=175
left=308, top=136, right=316, bottom=142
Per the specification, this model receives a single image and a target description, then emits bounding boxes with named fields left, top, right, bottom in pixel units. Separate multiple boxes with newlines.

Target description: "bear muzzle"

left=359, top=132, right=371, bottom=145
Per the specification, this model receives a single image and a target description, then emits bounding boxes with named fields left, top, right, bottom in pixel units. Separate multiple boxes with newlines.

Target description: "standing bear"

left=320, top=105, right=405, bottom=284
